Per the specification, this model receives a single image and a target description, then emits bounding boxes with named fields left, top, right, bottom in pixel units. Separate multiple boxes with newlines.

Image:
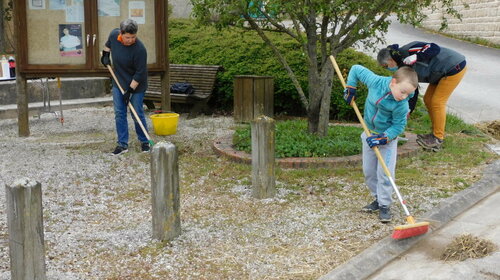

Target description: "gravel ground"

left=0, top=106, right=490, bottom=279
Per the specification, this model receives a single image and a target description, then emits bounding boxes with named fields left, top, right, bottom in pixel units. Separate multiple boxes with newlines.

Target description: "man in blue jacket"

left=343, top=65, right=418, bottom=222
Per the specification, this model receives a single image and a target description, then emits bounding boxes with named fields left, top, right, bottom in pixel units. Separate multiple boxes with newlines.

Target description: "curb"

left=212, top=132, right=420, bottom=169
left=319, top=159, right=500, bottom=280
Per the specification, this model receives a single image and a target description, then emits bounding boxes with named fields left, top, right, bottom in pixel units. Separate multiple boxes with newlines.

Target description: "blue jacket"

left=346, top=65, right=410, bottom=140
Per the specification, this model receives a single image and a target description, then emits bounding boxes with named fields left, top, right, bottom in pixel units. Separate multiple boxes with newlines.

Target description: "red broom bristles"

left=392, top=222, right=430, bottom=239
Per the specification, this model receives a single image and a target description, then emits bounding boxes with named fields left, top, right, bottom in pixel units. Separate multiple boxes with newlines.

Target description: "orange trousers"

left=423, top=66, right=467, bottom=140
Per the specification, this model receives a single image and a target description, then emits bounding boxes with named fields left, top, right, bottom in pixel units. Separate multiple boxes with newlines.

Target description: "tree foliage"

left=192, top=0, right=461, bottom=136
left=0, top=0, right=14, bottom=53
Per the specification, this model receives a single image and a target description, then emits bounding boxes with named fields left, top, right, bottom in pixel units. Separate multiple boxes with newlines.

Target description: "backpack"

left=170, top=82, right=195, bottom=95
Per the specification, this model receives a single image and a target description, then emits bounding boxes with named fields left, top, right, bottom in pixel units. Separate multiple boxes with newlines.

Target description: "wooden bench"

left=144, top=64, right=222, bottom=118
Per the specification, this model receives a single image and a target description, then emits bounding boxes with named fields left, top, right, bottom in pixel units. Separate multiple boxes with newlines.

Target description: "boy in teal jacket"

left=343, top=65, right=418, bottom=222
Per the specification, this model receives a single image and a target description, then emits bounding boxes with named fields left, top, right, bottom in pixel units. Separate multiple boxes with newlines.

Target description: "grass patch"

left=233, top=119, right=363, bottom=158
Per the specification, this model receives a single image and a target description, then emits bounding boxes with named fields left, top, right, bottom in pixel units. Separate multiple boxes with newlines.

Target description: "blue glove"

left=123, top=86, right=134, bottom=105
left=343, top=86, right=357, bottom=106
left=366, top=133, right=388, bottom=148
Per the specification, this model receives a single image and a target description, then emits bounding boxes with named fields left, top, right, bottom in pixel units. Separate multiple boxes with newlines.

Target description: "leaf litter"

left=0, top=106, right=492, bottom=279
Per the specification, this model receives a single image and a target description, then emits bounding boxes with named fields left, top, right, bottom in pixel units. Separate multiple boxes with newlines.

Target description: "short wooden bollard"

left=5, top=178, right=47, bottom=280
left=150, top=142, right=181, bottom=241
left=251, top=115, right=276, bottom=199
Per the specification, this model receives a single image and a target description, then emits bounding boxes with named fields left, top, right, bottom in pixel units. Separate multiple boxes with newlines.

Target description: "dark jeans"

left=408, top=87, right=419, bottom=114
left=112, top=86, right=148, bottom=148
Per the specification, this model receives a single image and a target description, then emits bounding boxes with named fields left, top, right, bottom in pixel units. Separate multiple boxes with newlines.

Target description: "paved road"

left=357, top=17, right=500, bottom=124
left=368, top=190, right=500, bottom=280
left=320, top=160, right=500, bottom=280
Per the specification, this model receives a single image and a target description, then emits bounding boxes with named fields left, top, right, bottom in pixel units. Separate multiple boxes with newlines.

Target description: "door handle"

left=86, top=34, right=90, bottom=46
left=93, top=34, right=96, bottom=45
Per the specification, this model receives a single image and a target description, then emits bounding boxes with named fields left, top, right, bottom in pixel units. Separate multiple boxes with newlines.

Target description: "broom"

left=106, top=65, right=155, bottom=147
left=329, top=56, right=429, bottom=239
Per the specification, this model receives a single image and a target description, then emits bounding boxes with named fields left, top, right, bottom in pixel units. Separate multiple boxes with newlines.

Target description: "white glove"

left=403, top=54, right=417, bottom=65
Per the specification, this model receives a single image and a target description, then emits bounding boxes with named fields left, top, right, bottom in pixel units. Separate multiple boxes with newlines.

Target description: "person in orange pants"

left=377, top=42, right=467, bottom=151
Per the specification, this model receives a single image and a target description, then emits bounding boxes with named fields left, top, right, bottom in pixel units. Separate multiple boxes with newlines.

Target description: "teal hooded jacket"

left=346, top=65, right=410, bottom=140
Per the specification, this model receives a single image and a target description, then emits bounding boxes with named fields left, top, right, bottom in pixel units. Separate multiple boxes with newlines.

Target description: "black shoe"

left=416, top=134, right=444, bottom=152
left=417, top=133, right=433, bottom=140
left=111, top=146, right=128, bottom=155
left=379, top=205, right=392, bottom=223
left=141, top=142, right=150, bottom=153
left=362, top=199, right=379, bottom=213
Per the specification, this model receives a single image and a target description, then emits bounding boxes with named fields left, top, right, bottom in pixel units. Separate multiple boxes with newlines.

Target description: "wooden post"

left=233, top=76, right=274, bottom=122
left=161, top=1, right=170, bottom=112
left=5, top=178, right=46, bottom=280
left=150, top=141, right=181, bottom=241
left=13, top=0, right=29, bottom=137
left=251, top=115, right=276, bottom=199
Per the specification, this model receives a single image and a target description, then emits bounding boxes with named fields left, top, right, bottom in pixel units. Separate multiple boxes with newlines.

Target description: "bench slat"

left=144, top=64, right=222, bottom=118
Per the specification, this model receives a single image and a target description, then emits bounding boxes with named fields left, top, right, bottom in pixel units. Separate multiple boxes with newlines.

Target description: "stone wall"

left=421, top=0, right=500, bottom=44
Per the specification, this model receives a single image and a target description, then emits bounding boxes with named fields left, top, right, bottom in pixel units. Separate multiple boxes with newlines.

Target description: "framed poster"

left=59, top=24, right=83, bottom=57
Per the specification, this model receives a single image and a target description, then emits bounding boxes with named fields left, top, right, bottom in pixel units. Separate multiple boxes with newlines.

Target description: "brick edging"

left=212, top=132, right=420, bottom=169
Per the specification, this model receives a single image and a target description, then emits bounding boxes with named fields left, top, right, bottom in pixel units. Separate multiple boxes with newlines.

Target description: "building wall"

left=420, top=0, right=500, bottom=44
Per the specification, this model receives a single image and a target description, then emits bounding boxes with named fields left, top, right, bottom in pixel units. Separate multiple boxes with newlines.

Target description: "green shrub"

left=233, top=119, right=363, bottom=158
left=169, top=19, right=390, bottom=120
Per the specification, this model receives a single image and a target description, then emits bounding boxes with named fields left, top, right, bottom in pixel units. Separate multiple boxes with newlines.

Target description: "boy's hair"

left=393, top=66, right=418, bottom=88
left=120, top=19, right=138, bottom=34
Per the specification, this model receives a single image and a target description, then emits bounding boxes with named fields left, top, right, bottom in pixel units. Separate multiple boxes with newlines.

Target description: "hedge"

left=168, top=19, right=391, bottom=120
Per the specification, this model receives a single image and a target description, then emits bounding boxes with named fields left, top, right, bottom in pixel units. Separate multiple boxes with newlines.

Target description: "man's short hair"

left=120, top=19, right=138, bottom=34
left=377, top=48, right=392, bottom=65
left=393, top=66, right=418, bottom=88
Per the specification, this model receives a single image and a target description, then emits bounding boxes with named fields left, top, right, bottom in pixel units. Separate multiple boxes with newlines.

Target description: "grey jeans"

left=361, top=132, right=398, bottom=207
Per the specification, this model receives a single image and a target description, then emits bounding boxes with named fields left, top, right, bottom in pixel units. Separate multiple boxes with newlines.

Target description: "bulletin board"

left=26, top=0, right=87, bottom=65
left=97, top=0, right=157, bottom=65
left=24, top=0, right=158, bottom=66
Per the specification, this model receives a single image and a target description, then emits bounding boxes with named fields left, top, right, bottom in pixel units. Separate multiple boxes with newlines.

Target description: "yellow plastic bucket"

left=150, top=113, right=180, bottom=136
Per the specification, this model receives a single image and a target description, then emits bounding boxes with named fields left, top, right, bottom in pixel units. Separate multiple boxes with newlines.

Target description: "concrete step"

left=0, top=96, right=113, bottom=120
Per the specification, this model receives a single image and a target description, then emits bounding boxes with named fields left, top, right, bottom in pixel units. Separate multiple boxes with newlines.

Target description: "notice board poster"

left=129, top=1, right=145, bottom=24
left=59, top=24, right=83, bottom=57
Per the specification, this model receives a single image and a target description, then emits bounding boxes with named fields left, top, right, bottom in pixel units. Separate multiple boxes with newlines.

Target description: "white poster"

left=29, top=0, right=46, bottom=10
left=49, top=0, right=66, bottom=10
left=129, top=1, right=145, bottom=24
left=98, top=0, right=121, bottom=17
left=65, top=0, right=84, bottom=22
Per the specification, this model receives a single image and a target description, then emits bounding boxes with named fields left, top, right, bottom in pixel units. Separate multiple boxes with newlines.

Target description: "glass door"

left=25, top=0, right=88, bottom=66
left=96, top=0, right=157, bottom=68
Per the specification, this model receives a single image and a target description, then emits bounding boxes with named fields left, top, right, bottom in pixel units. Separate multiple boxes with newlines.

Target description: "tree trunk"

left=318, top=64, right=334, bottom=136
left=0, top=0, right=4, bottom=53
left=307, top=62, right=334, bottom=137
